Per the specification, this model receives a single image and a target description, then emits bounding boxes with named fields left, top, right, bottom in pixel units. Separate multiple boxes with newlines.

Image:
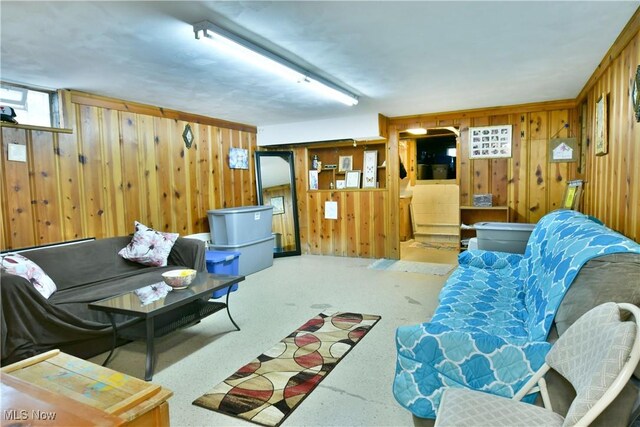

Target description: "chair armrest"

left=167, top=237, right=206, bottom=272
left=458, top=249, right=523, bottom=270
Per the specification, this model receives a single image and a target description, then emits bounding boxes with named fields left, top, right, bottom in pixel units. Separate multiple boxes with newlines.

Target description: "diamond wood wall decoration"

left=183, top=123, right=194, bottom=149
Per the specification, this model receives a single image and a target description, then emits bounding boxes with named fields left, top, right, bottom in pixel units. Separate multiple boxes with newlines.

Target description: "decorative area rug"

left=368, top=259, right=454, bottom=276
left=193, top=311, right=381, bottom=427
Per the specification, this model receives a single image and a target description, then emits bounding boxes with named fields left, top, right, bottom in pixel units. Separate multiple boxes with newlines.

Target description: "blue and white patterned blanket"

left=393, top=210, right=640, bottom=418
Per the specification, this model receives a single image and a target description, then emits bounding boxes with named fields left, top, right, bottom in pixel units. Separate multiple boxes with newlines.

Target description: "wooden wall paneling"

left=373, top=191, right=386, bottom=258
left=489, top=115, right=510, bottom=207
left=54, top=130, right=83, bottom=242
left=470, top=117, right=490, bottom=200
left=346, top=192, right=357, bottom=257
left=293, top=147, right=308, bottom=252
left=547, top=110, right=570, bottom=212
left=337, top=192, right=349, bottom=256
left=119, top=112, right=143, bottom=231
left=307, top=192, right=320, bottom=254
left=1, top=128, right=36, bottom=248
left=320, top=192, right=334, bottom=255
left=30, top=131, right=63, bottom=245
left=387, top=129, right=400, bottom=259
left=195, top=124, right=214, bottom=231
left=219, top=128, right=233, bottom=208
left=137, top=114, right=160, bottom=231
left=610, top=54, right=629, bottom=233
left=101, top=108, right=126, bottom=237
left=184, top=123, right=199, bottom=233
left=527, top=112, right=549, bottom=223
left=170, top=120, right=189, bottom=235
left=458, top=119, right=471, bottom=206
left=191, top=123, right=207, bottom=233
left=240, top=131, right=253, bottom=206
left=77, top=105, right=107, bottom=239
left=509, top=114, right=529, bottom=223
left=359, top=192, right=371, bottom=257
left=153, top=117, right=174, bottom=232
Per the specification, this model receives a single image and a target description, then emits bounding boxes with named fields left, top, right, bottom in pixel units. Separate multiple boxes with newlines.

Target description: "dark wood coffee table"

left=89, top=272, right=244, bottom=381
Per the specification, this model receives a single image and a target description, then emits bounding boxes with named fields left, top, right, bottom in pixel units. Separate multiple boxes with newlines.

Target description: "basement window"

left=0, top=82, right=59, bottom=127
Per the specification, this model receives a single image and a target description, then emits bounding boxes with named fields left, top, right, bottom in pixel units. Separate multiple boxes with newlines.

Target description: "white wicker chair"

left=434, top=302, right=640, bottom=427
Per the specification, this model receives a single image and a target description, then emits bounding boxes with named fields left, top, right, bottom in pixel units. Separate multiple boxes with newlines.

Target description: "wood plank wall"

left=578, top=26, right=639, bottom=241
left=390, top=101, right=580, bottom=225
left=0, top=91, right=257, bottom=250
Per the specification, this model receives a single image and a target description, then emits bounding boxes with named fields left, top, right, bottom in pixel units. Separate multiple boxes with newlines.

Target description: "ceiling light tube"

left=193, top=20, right=358, bottom=106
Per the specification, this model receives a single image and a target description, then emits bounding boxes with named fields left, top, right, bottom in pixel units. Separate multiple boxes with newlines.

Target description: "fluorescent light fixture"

left=406, top=128, right=427, bottom=135
left=193, top=20, right=358, bottom=106
left=447, top=147, right=457, bottom=157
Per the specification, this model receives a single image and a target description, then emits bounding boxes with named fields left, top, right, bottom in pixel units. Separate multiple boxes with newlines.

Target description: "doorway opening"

left=398, top=126, right=460, bottom=265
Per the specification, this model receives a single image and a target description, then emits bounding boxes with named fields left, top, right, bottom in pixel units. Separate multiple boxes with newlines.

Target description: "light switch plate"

left=8, top=143, right=27, bottom=162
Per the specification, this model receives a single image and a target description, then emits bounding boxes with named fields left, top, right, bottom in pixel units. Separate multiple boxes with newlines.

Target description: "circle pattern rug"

left=193, top=311, right=381, bottom=426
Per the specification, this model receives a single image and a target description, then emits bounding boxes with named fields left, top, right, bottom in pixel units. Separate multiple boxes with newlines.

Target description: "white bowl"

left=161, top=269, right=197, bottom=289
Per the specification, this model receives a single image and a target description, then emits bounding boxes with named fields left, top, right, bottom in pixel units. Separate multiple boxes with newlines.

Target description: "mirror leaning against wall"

left=254, top=151, right=302, bottom=257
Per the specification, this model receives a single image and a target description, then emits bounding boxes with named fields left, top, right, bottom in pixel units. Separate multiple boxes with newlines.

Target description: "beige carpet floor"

left=89, top=253, right=453, bottom=426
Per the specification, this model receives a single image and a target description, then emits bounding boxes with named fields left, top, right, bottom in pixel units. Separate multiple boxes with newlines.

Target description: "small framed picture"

left=362, top=150, right=378, bottom=188
left=336, top=180, right=346, bottom=189
left=270, top=196, right=284, bottom=215
left=338, top=155, right=353, bottom=172
left=345, top=170, right=361, bottom=188
left=595, top=93, right=608, bottom=156
left=633, top=65, right=640, bottom=122
left=309, top=170, right=319, bottom=190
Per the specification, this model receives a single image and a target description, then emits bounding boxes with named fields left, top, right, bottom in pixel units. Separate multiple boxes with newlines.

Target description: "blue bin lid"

left=206, top=250, right=241, bottom=263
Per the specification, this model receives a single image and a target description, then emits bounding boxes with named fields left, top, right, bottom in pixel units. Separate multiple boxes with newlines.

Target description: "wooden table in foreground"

left=1, top=350, right=172, bottom=427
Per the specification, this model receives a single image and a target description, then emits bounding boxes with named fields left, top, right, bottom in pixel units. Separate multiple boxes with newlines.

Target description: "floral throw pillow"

left=118, top=221, right=179, bottom=267
left=1, top=253, right=57, bottom=299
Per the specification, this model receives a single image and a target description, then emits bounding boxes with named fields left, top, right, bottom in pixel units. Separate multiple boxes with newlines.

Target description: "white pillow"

left=1, top=253, right=57, bottom=298
left=118, top=221, right=179, bottom=267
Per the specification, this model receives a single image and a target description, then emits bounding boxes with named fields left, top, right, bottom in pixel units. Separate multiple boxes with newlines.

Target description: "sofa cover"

left=1, top=236, right=205, bottom=365
left=393, top=209, right=640, bottom=419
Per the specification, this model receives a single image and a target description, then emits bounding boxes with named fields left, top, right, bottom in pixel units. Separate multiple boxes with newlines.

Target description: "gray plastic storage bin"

left=207, top=205, right=273, bottom=245
left=474, top=222, right=536, bottom=254
left=209, top=235, right=274, bottom=276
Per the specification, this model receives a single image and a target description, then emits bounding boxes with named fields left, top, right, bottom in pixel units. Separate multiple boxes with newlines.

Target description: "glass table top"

left=89, top=273, right=243, bottom=316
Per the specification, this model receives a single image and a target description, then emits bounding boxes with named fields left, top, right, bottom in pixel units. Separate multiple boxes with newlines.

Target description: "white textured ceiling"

left=1, top=1, right=638, bottom=127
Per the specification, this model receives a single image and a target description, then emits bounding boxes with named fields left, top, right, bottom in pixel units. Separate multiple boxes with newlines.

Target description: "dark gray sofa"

left=1, top=236, right=205, bottom=365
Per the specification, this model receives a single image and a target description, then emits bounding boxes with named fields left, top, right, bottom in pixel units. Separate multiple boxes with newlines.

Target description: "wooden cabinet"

left=307, top=141, right=386, bottom=191
left=460, top=206, right=510, bottom=250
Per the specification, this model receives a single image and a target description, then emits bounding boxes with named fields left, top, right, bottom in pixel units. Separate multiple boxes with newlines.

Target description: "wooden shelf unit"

left=460, top=206, right=510, bottom=249
left=307, top=141, right=386, bottom=190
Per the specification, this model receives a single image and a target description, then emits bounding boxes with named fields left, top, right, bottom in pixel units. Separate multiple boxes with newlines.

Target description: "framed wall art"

left=595, top=93, right=608, bottom=156
left=549, top=138, right=577, bottom=163
left=270, top=196, right=284, bottom=215
left=633, top=65, right=640, bottom=122
left=469, top=125, right=512, bottom=159
left=362, top=150, right=378, bottom=188
left=338, top=155, right=353, bottom=172
left=309, top=170, right=319, bottom=190
left=345, top=170, right=361, bottom=188
left=229, top=147, right=249, bottom=169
